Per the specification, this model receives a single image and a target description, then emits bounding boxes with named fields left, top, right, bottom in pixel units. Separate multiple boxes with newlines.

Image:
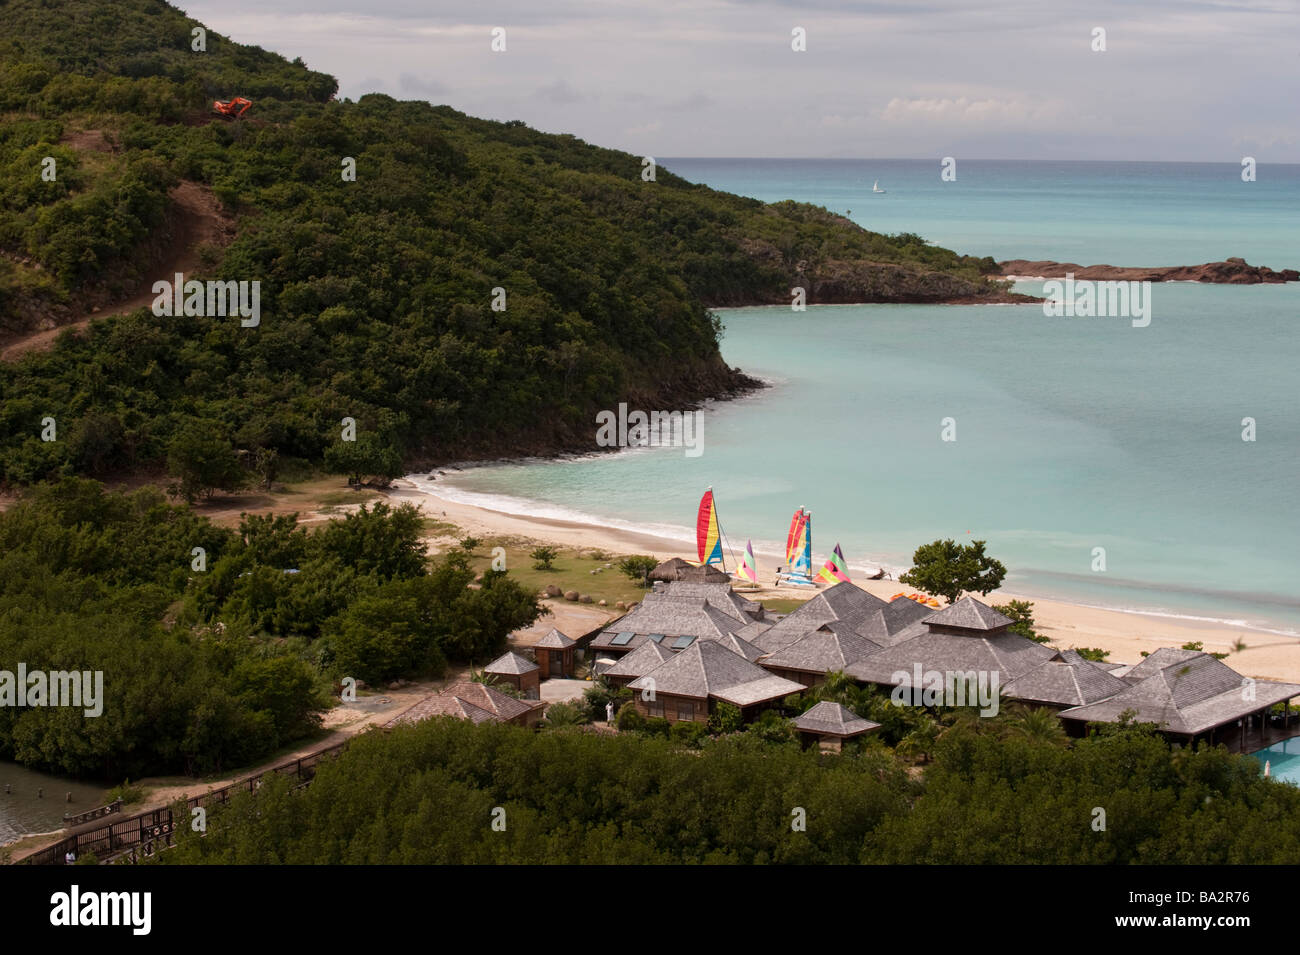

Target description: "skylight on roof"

left=648, top=633, right=665, bottom=643
left=611, top=632, right=634, bottom=646
left=672, top=635, right=696, bottom=650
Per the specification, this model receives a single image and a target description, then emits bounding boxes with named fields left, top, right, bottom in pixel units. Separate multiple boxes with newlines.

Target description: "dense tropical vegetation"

left=0, top=479, right=541, bottom=778
left=155, top=711, right=1300, bottom=864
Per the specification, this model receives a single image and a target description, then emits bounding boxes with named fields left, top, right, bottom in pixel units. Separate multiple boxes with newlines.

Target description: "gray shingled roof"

left=718, top=632, right=765, bottom=662
left=732, top=619, right=775, bottom=643
left=603, top=640, right=674, bottom=678
left=1119, top=647, right=1201, bottom=684
left=628, top=640, right=803, bottom=705
left=760, top=624, right=882, bottom=674
left=885, top=595, right=938, bottom=632
left=484, top=651, right=539, bottom=676
left=846, top=628, right=1057, bottom=686
left=923, top=596, right=1013, bottom=632
left=659, top=580, right=762, bottom=622
left=591, top=596, right=742, bottom=650
left=1058, top=653, right=1300, bottom=734
left=750, top=582, right=888, bottom=654
left=1002, top=651, right=1131, bottom=706
left=387, top=681, right=538, bottom=726
left=535, top=628, right=576, bottom=649
left=791, top=701, right=881, bottom=737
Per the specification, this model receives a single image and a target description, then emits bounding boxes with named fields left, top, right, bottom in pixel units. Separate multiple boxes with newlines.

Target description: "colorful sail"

left=794, top=512, right=812, bottom=577
left=696, top=488, right=723, bottom=566
left=817, top=543, right=852, bottom=584
left=736, top=540, right=758, bottom=584
left=785, top=507, right=804, bottom=564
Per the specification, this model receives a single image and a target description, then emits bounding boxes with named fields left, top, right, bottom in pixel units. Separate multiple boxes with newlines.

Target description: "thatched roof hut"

left=648, top=557, right=694, bottom=582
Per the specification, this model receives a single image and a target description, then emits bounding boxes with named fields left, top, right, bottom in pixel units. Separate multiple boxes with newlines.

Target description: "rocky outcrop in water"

left=999, top=257, right=1299, bottom=284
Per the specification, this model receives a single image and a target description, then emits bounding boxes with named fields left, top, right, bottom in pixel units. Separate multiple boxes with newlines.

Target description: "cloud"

left=880, top=96, right=1069, bottom=131
left=624, top=120, right=664, bottom=138
left=536, top=79, right=585, bottom=104
left=665, top=92, right=713, bottom=112
left=399, top=73, right=449, bottom=96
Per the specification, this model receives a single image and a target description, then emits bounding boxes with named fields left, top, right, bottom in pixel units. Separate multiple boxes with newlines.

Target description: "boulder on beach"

left=545, top=584, right=562, bottom=598
left=579, top=594, right=593, bottom=604
left=615, top=601, right=626, bottom=610
left=564, top=590, right=579, bottom=601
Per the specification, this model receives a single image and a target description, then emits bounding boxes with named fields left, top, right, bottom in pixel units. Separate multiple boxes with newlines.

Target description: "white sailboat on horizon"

left=872, top=180, right=886, bottom=194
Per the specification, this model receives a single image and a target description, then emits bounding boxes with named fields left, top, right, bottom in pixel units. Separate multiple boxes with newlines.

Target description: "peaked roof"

left=847, top=628, right=1057, bottom=686
left=603, top=639, right=674, bottom=678
left=535, top=628, right=576, bottom=649
left=1058, top=652, right=1300, bottom=734
left=760, top=624, right=881, bottom=674
left=387, top=681, right=537, bottom=727
left=659, top=580, right=762, bottom=622
left=648, top=557, right=694, bottom=581
left=1002, top=651, right=1131, bottom=706
left=1120, top=647, right=1201, bottom=684
left=923, top=596, right=1013, bottom=632
left=791, top=701, right=881, bottom=737
left=717, top=631, right=765, bottom=662
left=592, top=596, right=743, bottom=650
left=628, top=640, right=803, bottom=706
left=750, top=582, right=888, bottom=654
left=679, top=563, right=732, bottom=583
left=484, top=651, right=539, bottom=675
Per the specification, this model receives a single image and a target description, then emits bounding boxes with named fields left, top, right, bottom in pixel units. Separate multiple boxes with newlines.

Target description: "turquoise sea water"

left=421, top=159, right=1300, bottom=635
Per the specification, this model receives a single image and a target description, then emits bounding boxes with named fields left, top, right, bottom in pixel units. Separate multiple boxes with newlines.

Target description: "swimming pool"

left=1250, top=738, right=1300, bottom=785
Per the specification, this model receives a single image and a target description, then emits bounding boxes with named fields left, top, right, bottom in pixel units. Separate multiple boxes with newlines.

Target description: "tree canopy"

left=899, top=539, right=1008, bottom=605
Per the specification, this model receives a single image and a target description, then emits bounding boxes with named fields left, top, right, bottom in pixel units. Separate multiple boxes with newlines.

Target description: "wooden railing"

left=62, top=798, right=123, bottom=827
left=18, top=740, right=348, bottom=865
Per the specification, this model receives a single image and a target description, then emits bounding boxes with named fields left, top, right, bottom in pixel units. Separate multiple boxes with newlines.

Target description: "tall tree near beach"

left=899, top=539, right=1007, bottom=605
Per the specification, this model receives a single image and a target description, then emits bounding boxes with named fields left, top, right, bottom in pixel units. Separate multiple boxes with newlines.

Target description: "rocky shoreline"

left=999, top=256, right=1299, bottom=284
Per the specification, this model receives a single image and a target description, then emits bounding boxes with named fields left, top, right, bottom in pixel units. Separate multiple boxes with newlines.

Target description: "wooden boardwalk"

left=18, top=741, right=347, bottom=865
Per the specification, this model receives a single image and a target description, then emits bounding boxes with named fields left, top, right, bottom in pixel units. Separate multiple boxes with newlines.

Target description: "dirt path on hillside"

left=1, top=179, right=234, bottom=362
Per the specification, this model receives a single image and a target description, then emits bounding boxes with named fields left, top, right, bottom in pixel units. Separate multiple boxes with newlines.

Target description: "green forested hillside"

left=0, top=0, right=1010, bottom=485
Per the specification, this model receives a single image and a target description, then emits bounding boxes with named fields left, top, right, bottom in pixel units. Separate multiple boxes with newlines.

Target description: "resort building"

left=1000, top=649, right=1130, bottom=709
left=846, top=596, right=1058, bottom=691
left=595, top=578, right=1300, bottom=752
left=746, top=581, right=889, bottom=654
left=534, top=628, right=577, bottom=679
left=627, top=640, right=804, bottom=724
left=483, top=651, right=541, bottom=699
left=759, top=623, right=882, bottom=688
left=1056, top=648, right=1300, bottom=750
left=387, top=681, right=545, bottom=729
left=791, top=701, right=881, bottom=753
left=602, top=640, right=675, bottom=689
left=589, top=594, right=758, bottom=659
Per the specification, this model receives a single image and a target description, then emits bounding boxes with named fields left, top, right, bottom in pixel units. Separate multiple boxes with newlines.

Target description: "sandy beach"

left=391, top=479, right=1300, bottom=684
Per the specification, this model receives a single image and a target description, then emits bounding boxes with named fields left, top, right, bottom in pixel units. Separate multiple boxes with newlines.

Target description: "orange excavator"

left=212, top=96, right=252, bottom=118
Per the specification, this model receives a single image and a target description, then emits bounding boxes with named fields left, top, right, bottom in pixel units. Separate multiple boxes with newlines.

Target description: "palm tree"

left=1003, top=705, right=1069, bottom=746
left=813, top=670, right=863, bottom=710
left=896, top=717, right=941, bottom=764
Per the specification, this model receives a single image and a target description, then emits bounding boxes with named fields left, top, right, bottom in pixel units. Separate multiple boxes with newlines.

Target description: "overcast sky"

left=186, top=0, right=1300, bottom=162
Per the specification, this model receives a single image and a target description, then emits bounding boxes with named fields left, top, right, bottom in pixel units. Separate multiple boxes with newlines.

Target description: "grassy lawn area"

left=760, top=597, right=809, bottom=614
left=457, top=540, right=653, bottom=607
